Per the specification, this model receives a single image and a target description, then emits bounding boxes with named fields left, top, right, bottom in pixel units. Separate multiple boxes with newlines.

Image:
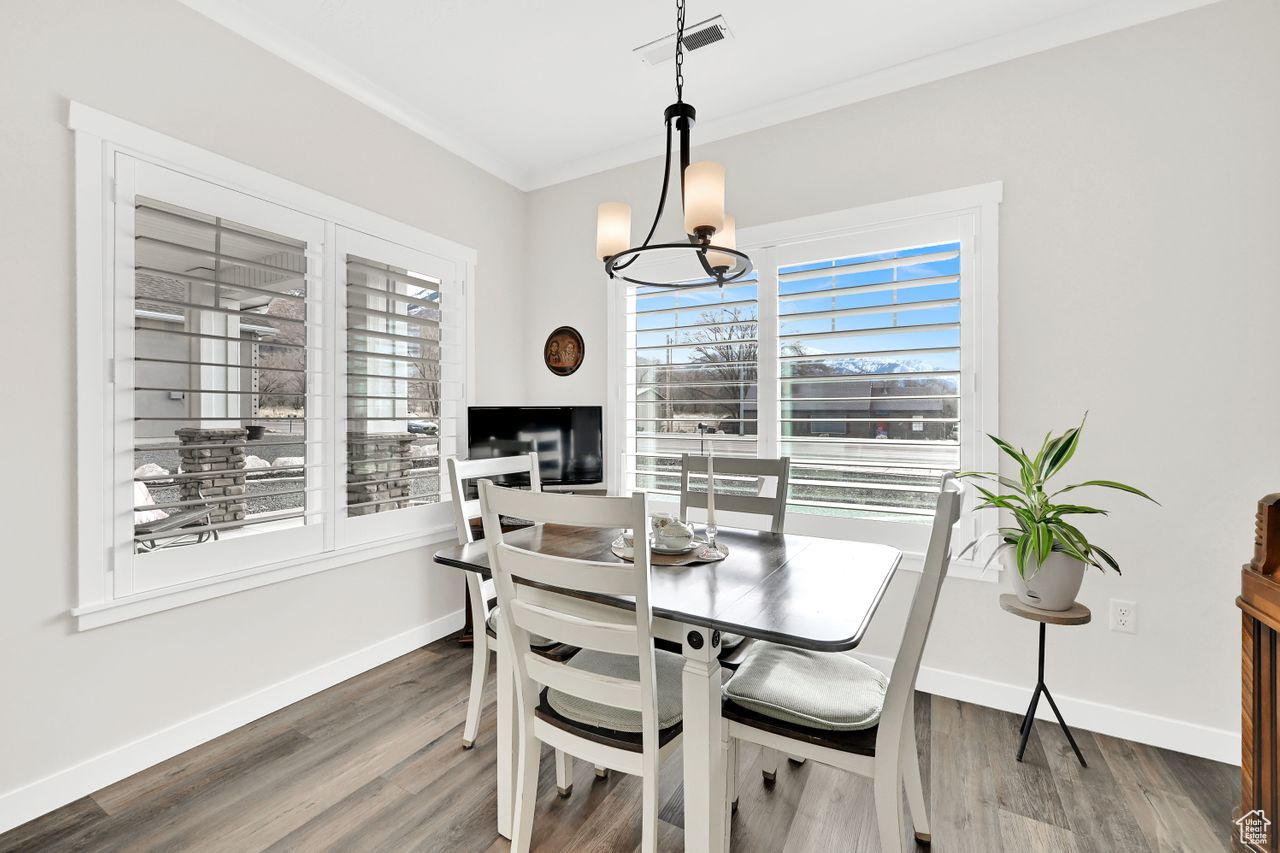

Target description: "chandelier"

left=596, top=0, right=752, bottom=288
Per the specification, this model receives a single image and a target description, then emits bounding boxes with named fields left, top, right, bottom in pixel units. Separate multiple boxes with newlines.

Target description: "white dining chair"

left=678, top=453, right=792, bottom=671
left=445, top=454, right=579, bottom=799
left=720, top=476, right=965, bottom=851
left=678, top=453, right=791, bottom=534
left=478, top=481, right=684, bottom=853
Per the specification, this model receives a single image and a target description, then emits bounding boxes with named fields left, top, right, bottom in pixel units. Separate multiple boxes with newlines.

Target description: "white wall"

left=523, top=0, right=1280, bottom=759
left=0, top=0, right=528, bottom=827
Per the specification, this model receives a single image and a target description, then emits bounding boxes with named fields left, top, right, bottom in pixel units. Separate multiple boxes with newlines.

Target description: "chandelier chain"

left=675, top=0, right=686, bottom=102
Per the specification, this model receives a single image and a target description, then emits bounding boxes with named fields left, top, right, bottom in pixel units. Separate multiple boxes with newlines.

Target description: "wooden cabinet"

left=1240, top=494, right=1280, bottom=851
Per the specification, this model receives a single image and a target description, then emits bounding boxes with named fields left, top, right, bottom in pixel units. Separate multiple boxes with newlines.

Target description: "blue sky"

left=631, top=241, right=962, bottom=373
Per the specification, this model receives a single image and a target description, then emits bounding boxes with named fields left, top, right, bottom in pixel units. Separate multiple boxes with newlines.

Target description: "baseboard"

left=0, top=610, right=464, bottom=836
left=853, top=651, right=1240, bottom=766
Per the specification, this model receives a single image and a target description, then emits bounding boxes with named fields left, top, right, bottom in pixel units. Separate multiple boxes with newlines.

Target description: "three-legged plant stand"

left=999, top=594, right=1091, bottom=768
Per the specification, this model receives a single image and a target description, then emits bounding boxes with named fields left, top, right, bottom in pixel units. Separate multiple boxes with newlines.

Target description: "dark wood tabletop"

left=433, top=524, right=902, bottom=652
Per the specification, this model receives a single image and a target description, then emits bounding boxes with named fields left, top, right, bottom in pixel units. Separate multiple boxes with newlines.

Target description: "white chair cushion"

left=487, top=606, right=557, bottom=649
left=723, top=643, right=888, bottom=731
left=547, top=649, right=684, bottom=733
left=719, top=632, right=746, bottom=651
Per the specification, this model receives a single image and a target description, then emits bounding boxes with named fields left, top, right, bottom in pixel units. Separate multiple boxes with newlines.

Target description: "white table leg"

left=496, top=627, right=516, bottom=839
left=682, top=625, right=726, bottom=853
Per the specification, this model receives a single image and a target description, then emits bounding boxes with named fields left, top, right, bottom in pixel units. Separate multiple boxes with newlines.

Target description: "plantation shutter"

left=339, top=228, right=464, bottom=541
left=776, top=242, right=962, bottom=520
left=623, top=277, right=760, bottom=495
left=122, top=158, right=327, bottom=593
left=132, top=200, right=318, bottom=541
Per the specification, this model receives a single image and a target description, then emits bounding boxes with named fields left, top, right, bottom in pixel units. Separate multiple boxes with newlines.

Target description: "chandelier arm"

left=678, top=114, right=691, bottom=214
left=643, top=119, right=674, bottom=248
left=612, top=118, right=674, bottom=273
left=694, top=248, right=718, bottom=279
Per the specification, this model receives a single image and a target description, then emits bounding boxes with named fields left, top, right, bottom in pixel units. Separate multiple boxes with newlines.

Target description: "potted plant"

left=959, top=415, right=1157, bottom=611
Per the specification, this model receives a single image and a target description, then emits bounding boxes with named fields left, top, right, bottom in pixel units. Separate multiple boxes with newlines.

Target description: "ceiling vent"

left=633, top=15, right=732, bottom=67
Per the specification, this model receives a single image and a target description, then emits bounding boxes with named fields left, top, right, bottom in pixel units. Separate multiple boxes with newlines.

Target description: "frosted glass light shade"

left=596, top=202, right=631, bottom=260
left=706, top=215, right=737, bottom=270
left=683, top=161, right=725, bottom=236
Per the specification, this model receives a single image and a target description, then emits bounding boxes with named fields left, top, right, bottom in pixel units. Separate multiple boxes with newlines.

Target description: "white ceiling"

left=179, top=0, right=1217, bottom=190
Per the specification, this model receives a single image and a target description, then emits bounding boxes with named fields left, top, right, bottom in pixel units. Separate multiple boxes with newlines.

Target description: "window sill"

left=72, top=523, right=458, bottom=630
left=898, top=551, right=1001, bottom=582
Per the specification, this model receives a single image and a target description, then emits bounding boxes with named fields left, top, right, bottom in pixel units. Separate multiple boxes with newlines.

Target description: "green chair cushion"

left=547, top=649, right=684, bottom=733
left=723, top=643, right=888, bottom=731
left=487, top=606, right=557, bottom=649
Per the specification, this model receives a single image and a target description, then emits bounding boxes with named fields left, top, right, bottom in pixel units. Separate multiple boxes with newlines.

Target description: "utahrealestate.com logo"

left=1237, top=809, right=1271, bottom=848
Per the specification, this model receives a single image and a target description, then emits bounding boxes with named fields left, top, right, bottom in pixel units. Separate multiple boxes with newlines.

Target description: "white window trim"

left=70, top=102, right=477, bottom=629
left=607, top=182, right=1002, bottom=580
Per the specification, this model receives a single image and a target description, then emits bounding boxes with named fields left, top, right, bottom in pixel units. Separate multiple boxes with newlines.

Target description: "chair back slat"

left=454, top=454, right=542, bottom=480
left=510, top=598, right=640, bottom=656
left=882, top=476, right=965, bottom=732
left=681, top=455, right=788, bottom=477
left=517, top=585, right=646, bottom=636
left=525, top=654, right=644, bottom=711
left=679, top=454, right=791, bottom=533
left=681, top=492, right=782, bottom=518
left=446, top=452, right=541, bottom=545
left=484, top=485, right=637, bottom=530
left=479, top=481, right=663, bottom=747
left=497, top=544, right=641, bottom=597
left=458, top=498, right=481, bottom=526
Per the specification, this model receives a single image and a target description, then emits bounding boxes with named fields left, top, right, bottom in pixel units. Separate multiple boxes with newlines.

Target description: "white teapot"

left=650, top=513, right=695, bottom=550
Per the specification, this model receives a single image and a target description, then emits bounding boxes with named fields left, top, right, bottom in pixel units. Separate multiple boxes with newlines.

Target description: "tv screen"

left=467, top=406, right=603, bottom=487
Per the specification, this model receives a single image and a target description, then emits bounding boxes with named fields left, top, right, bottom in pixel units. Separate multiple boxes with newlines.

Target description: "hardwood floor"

left=1, top=637, right=1238, bottom=852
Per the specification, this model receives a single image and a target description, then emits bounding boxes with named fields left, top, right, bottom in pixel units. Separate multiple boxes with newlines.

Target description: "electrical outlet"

left=1109, top=599, right=1137, bottom=633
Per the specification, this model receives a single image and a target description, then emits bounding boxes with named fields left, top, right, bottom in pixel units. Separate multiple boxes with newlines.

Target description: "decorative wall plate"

left=544, top=326, right=585, bottom=376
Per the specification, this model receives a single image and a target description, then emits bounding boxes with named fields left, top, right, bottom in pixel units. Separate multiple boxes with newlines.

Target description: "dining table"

left=433, top=523, right=902, bottom=853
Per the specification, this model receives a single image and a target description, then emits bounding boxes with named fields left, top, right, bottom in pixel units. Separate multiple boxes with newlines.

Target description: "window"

left=337, top=229, right=464, bottom=548
left=778, top=242, right=961, bottom=522
left=612, top=184, right=999, bottom=558
left=73, top=105, right=474, bottom=621
left=120, top=160, right=327, bottom=593
left=132, top=200, right=312, bottom=546
left=623, top=277, right=759, bottom=494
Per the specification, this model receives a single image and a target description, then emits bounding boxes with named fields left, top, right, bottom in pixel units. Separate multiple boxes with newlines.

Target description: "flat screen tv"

left=467, top=406, right=603, bottom=487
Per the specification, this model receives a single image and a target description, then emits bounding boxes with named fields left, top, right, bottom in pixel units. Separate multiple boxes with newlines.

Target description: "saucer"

left=651, top=540, right=699, bottom=555
left=610, top=535, right=635, bottom=560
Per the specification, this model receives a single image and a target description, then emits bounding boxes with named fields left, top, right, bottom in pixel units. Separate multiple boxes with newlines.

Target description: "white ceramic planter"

left=1008, top=550, right=1086, bottom=611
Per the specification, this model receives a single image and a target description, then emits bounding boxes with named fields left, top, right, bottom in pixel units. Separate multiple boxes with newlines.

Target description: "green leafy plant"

left=958, top=415, right=1157, bottom=578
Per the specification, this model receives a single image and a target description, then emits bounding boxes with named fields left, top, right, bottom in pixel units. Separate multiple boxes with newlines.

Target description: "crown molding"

left=178, top=0, right=1222, bottom=193
left=524, top=0, right=1223, bottom=189
left=176, top=0, right=534, bottom=190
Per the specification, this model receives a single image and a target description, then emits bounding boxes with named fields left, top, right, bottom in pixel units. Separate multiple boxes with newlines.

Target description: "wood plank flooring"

left=1, top=637, right=1238, bottom=852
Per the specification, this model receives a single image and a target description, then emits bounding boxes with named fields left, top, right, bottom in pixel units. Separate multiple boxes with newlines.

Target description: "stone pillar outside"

left=347, top=432, right=417, bottom=516
left=175, top=427, right=248, bottom=528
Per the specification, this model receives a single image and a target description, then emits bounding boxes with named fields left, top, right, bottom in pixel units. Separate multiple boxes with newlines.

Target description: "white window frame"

left=607, top=182, right=1001, bottom=578
left=334, top=227, right=464, bottom=549
left=71, top=103, right=476, bottom=629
